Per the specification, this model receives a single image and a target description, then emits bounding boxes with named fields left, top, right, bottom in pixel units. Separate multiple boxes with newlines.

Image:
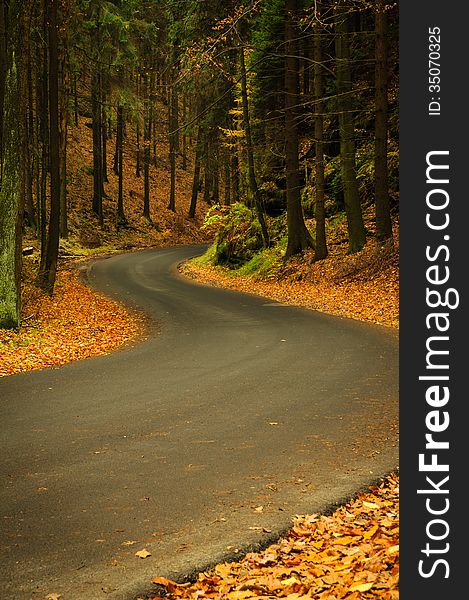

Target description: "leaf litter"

left=147, top=473, right=399, bottom=600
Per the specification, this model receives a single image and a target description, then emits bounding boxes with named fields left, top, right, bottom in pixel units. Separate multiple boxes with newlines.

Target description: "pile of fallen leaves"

left=0, top=267, right=145, bottom=377
left=148, top=473, right=399, bottom=600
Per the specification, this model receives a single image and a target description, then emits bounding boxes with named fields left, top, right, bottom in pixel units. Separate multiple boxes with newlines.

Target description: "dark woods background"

left=0, top=0, right=398, bottom=328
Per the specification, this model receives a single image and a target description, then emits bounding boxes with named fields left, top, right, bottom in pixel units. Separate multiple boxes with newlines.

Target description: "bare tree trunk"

left=374, top=0, right=393, bottom=245
left=135, top=118, right=141, bottom=177
left=239, top=46, right=269, bottom=247
left=284, top=0, right=313, bottom=259
left=181, top=94, right=187, bottom=170
left=38, top=0, right=60, bottom=294
left=0, top=0, right=26, bottom=327
left=116, top=103, right=127, bottom=228
left=334, top=6, right=366, bottom=254
left=188, top=125, right=202, bottom=218
left=91, top=70, right=103, bottom=225
left=168, top=81, right=176, bottom=212
left=313, top=3, right=327, bottom=261
left=0, top=0, right=6, bottom=185
left=135, top=71, right=141, bottom=177
left=23, top=15, right=36, bottom=230
left=143, top=73, right=151, bottom=221
left=59, top=19, right=70, bottom=240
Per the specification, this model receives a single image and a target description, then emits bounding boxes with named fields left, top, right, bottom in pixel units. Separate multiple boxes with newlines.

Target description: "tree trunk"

left=143, top=73, right=151, bottom=221
left=284, top=0, right=313, bottom=259
left=0, top=0, right=7, bottom=185
left=374, top=0, right=393, bottom=245
left=313, top=4, right=327, bottom=261
left=334, top=6, right=366, bottom=253
left=116, top=104, right=127, bottom=228
left=38, top=58, right=48, bottom=268
left=188, top=125, right=202, bottom=218
left=59, top=30, right=69, bottom=239
left=181, top=94, right=187, bottom=170
left=0, top=0, right=24, bottom=328
left=168, top=82, right=176, bottom=211
left=136, top=118, right=141, bottom=177
left=38, top=0, right=61, bottom=295
left=23, top=16, right=36, bottom=230
left=102, top=109, right=108, bottom=183
left=91, top=70, right=103, bottom=225
left=239, top=46, right=269, bottom=247
left=113, top=117, right=119, bottom=175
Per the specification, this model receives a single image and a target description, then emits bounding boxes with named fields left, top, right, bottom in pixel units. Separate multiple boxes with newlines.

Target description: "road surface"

left=0, top=245, right=398, bottom=599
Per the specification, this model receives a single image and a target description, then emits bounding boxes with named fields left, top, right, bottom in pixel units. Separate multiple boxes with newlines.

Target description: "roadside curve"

left=0, top=245, right=398, bottom=600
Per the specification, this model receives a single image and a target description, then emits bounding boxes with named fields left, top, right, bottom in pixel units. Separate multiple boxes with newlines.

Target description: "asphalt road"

left=0, top=245, right=399, bottom=600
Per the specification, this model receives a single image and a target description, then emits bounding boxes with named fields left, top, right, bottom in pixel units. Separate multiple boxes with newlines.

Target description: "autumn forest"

left=0, top=1, right=400, bottom=597
left=0, top=0, right=398, bottom=330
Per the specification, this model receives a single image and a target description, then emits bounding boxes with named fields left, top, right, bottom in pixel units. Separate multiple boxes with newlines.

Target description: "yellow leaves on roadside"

left=148, top=473, right=399, bottom=600
left=135, top=548, right=151, bottom=559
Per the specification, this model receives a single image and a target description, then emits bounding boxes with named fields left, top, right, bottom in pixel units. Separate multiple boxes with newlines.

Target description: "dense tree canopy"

left=0, top=0, right=398, bottom=328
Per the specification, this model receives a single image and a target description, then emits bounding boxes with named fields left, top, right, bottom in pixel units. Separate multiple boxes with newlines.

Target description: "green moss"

left=236, top=248, right=283, bottom=278
left=192, top=243, right=218, bottom=266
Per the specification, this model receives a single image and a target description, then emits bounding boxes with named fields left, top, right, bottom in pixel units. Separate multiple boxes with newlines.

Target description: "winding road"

left=0, top=245, right=398, bottom=600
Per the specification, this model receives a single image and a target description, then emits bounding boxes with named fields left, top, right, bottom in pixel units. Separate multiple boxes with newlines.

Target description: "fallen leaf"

left=349, top=581, right=374, bottom=592
left=362, top=501, right=380, bottom=509
left=363, top=524, right=379, bottom=539
left=135, top=549, right=151, bottom=559
left=281, top=576, right=301, bottom=586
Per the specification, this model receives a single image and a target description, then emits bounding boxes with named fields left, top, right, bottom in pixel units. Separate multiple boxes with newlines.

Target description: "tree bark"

left=168, top=81, right=176, bottom=212
left=38, top=0, right=61, bottom=294
left=313, top=6, right=327, bottom=261
left=334, top=6, right=366, bottom=254
left=181, top=94, right=187, bottom=170
left=284, top=0, right=313, bottom=259
left=143, top=73, right=151, bottom=221
left=239, top=46, right=269, bottom=247
left=116, top=103, right=127, bottom=228
left=0, top=0, right=25, bottom=327
left=91, top=70, right=103, bottom=224
left=188, top=125, right=202, bottom=218
left=0, top=0, right=7, bottom=185
left=59, top=23, right=70, bottom=239
left=374, top=0, right=393, bottom=245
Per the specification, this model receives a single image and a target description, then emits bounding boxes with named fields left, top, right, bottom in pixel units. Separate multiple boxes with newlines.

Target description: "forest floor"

left=0, top=114, right=399, bottom=599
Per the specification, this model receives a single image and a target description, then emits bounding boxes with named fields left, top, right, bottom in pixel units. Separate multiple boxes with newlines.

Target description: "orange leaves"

left=149, top=473, right=399, bottom=600
left=0, top=269, right=144, bottom=377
